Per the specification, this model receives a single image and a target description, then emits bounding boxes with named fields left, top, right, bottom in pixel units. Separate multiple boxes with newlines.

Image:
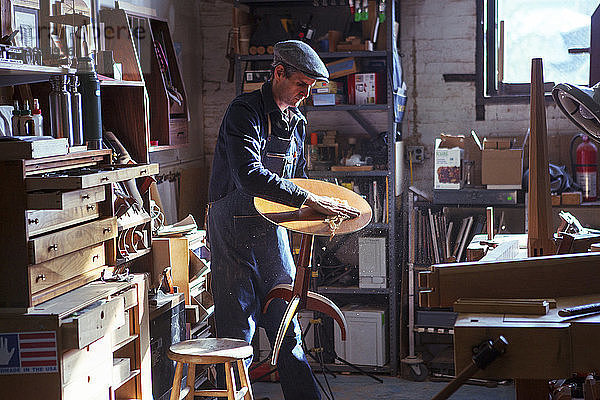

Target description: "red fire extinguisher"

left=574, top=134, right=598, bottom=201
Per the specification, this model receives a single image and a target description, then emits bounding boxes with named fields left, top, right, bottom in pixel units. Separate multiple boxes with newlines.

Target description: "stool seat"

left=168, top=338, right=254, bottom=400
left=168, top=338, right=254, bottom=364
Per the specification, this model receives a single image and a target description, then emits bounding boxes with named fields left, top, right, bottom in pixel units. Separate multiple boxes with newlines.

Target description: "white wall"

left=399, top=0, right=579, bottom=192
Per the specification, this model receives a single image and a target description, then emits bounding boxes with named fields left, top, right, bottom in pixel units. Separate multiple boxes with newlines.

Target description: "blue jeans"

left=208, top=190, right=321, bottom=400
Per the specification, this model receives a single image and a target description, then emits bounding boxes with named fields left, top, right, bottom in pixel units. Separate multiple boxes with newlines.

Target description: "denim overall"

left=208, top=105, right=321, bottom=399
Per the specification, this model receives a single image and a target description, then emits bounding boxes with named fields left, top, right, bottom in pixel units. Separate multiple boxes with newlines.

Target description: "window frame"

left=475, top=0, right=567, bottom=119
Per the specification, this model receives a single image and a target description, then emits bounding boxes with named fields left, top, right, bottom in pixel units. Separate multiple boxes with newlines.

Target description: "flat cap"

left=273, top=40, right=329, bottom=82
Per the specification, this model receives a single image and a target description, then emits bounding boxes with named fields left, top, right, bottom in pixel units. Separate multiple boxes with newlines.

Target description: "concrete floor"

left=253, top=374, right=516, bottom=399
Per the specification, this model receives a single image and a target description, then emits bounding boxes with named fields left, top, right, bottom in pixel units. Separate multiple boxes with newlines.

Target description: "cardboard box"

left=561, top=191, right=582, bottom=205
left=437, top=132, right=483, bottom=187
left=347, top=72, right=385, bottom=105
left=326, top=57, right=359, bottom=79
left=311, top=93, right=344, bottom=106
left=483, top=138, right=512, bottom=150
left=311, top=80, right=341, bottom=95
left=434, top=138, right=463, bottom=189
left=481, top=149, right=523, bottom=187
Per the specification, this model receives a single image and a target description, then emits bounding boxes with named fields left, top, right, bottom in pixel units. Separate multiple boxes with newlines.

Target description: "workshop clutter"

left=481, top=137, right=524, bottom=189
left=434, top=131, right=525, bottom=190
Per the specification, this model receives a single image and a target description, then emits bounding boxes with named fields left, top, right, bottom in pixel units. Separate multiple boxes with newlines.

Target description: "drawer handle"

left=103, top=227, right=112, bottom=234
left=28, top=218, right=39, bottom=225
left=92, top=254, right=99, bottom=261
left=87, top=204, right=95, bottom=211
left=48, top=244, right=58, bottom=252
left=177, top=131, right=185, bottom=136
left=81, top=194, right=90, bottom=200
left=36, top=274, right=46, bottom=282
left=101, top=177, right=110, bottom=182
left=139, top=169, right=147, bottom=175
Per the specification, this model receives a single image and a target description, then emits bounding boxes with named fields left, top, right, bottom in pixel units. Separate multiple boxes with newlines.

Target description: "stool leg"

left=186, top=363, right=196, bottom=400
left=225, top=361, right=237, bottom=400
left=237, top=359, right=254, bottom=400
left=170, top=362, right=184, bottom=400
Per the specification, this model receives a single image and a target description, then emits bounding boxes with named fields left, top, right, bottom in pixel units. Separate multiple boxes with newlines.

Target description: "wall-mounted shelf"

left=238, top=51, right=387, bottom=62
left=317, top=286, right=390, bottom=295
left=308, top=170, right=389, bottom=178
left=303, top=104, right=389, bottom=112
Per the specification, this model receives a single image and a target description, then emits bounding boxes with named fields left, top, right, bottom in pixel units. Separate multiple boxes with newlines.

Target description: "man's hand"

left=304, top=193, right=360, bottom=218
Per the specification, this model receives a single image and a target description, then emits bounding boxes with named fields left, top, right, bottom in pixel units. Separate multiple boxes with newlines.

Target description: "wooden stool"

left=167, top=338, right=254, bottom=400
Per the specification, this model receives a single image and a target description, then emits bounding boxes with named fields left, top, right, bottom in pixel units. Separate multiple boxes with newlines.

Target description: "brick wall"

left=400, top=0, right=578, bottom=192
left=200, top=0, right=237, bottom=167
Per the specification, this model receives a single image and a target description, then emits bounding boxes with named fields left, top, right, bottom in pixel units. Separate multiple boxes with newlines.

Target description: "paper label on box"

left=0, top=331, right=58, bottom=375
left=355, top=73, right=376, bottom=105
left=434, top=142, right=462, bottom=189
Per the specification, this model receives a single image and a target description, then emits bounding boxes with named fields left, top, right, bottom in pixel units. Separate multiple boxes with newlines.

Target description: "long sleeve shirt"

left=208, top=81, right=309, bottom=208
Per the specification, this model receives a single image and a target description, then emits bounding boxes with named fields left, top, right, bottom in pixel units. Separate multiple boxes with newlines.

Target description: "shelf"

left=317, top=286, right=389, bottom=295
left=116, top=247, right=152, bottom=266
left=100, top=79, right=145, bottom=87
left=238, top=50, right=387, bottom=62
left=0, top=63, right=74, bottom=87
left=149, top=144, right=187, bottom=153
left=303, top=104, right=389, bottom=112
left=113, top=334, right=140, bottom=352
left=308, top=170, right=389, bottom=178
left=309, top=362, right=390, bottom=374
left=113, top=369, right=141, bottom=391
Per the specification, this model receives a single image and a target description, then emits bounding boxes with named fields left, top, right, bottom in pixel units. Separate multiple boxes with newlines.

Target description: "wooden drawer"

left=118, top=286, right=138, bottom=311
left=28, top=217, right=116, bottom=264
left=169, top=118, right=188, bottom=145
left=62, top=360, right=111, bottom=400
left=26, top=164, right=159, bottom=191
left=27, top=186, right=105, bottom=210
left=62, top=334, right=111, bottom=386
left=61, top=296, right=125, bottom=350
left=27, top=204, right=101, bottom=237
left=29, top=243, right=106, bottom=294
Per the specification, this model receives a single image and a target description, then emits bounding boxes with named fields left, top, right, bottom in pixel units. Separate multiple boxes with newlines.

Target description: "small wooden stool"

left=167, top=338, right=254, bottom=400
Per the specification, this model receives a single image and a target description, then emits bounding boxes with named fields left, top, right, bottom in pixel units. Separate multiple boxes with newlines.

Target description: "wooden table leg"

left=515, top=378, right=549, bottom=400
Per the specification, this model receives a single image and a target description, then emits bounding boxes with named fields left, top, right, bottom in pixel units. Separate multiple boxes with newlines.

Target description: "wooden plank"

left=29, top=243, right=106, bottom=294
left=453, top=298, right=550, bottom=315
left=26, top=204, right=101, bottom=237
left=29, top=217, right=117, bottom=264
left=420, top=253, right=600, bottom=308
left=528, top=58, right=554, bottom=257
left=26, top=185, right=106, bottom=210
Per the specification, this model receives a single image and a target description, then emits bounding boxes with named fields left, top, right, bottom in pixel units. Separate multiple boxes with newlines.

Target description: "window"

left=477, top=0, right=598, bottom=104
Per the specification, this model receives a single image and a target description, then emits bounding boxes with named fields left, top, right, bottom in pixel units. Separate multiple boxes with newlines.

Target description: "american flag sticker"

left=0, top=332, right=58, bottom=375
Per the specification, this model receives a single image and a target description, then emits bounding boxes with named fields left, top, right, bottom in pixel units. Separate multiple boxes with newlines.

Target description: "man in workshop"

left=207, top=40, right=359, bottom=399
